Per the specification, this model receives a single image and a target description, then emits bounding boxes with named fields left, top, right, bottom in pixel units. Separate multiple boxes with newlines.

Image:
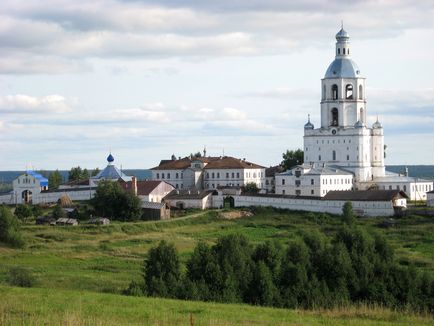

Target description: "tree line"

left=126, top=218, right=433, bottom=312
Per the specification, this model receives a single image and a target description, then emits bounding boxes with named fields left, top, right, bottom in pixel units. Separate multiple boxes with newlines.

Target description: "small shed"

left=88, top=217, right=110, bottom=225
left=56, top=218, right=79, bottom=226
left=36, top=216, right=56, bottom=225
left=141, top=201, right=170, bottom=220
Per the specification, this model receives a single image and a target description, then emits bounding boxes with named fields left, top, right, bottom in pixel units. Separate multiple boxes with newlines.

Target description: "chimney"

left=404, top=166, right=409, bottom=177
left=132, top=176, right=137, bottom=195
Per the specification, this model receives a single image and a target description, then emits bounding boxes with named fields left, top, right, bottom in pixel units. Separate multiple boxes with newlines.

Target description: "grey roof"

left=372, top=120, right=383, bottom=129
left=141, top=201, right=166, bottom=209
left=93, top=164, right=132, bottom=182
left=374, top=172, right=432, bottom=183
left=277, top=165, right=352, bottom=177
left=354, top=120, right=365, bottom=128
left=325, top=58, right=360, bottom=78
left=164, top=190, right=215, bottom=200
left=323, top=190, right=408, bottom=201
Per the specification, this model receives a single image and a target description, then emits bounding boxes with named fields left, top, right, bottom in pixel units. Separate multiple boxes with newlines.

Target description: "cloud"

left=1, top=0, right=434, bottom=73
left=0, top=94, right=73, bottom=114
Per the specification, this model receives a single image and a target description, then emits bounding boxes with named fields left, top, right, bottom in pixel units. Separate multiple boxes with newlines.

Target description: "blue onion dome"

left=304, top=114, right=314, bottom=130
left=336, top=27, right=349, bottom=40
left=372, top=119, right=383, bottom=129
left=354, top=120, right=365, bottom=128
left=107, top=153, right=114, bottom=163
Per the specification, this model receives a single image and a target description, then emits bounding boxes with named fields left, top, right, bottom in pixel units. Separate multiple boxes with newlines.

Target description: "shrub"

left=0, top=206, right=24, bottom=248
left=14, top=204, right=33, bottom=221
left=7, top=267, right=35, bottom=287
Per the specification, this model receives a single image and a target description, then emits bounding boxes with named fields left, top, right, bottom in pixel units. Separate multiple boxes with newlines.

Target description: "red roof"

left=151, top=156, right=264, bottom=170
left=137, top=180, right=164, bottom=195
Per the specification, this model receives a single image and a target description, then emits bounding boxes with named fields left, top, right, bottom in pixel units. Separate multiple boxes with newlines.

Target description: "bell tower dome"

left=320, top=26, right=366, bottom=129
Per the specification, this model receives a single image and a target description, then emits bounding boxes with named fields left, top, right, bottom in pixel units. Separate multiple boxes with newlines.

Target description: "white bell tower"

left=303, top=26, right=386, bottom=185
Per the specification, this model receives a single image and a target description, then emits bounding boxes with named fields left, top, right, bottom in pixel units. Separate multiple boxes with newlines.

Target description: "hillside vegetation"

left=0, top=207, right=433, bottom=324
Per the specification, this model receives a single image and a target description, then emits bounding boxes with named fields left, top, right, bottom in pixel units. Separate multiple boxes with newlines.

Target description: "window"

left=156, top=173, right=159, bottom=179
left=311, top=189, right=314, bottom=195
left=217, top=173, right=220, bottom=178
left=181, top=184, right=183, bottom=189
left=322, top=85, right=326, bottom=99
left=212, top=172, right=215, bottom=178
left=343, top=48, right=346, bottom=55
left=332, top=150, right=336, bottom=161
left=319, top=155, right=321, bottom=161
left=345, top=84, right=353, bottom=99
left=176, top=173, right=179, bottom=179
left=206, top=173, right=209, bottom=178
left=236, top=172, right=240, bottom=178
left=338, top=48, right=340, bottom=55
left=332, top=84, right=338, bottom=100
left=360, top=108, right=364, bottom=122
left=295, top=180, right=301, bottom=187
left=347, top=155, right=350, bottom=161
left=282, top=189, right=285, bottom=194
left=181, top=173, right=183, bottom=179
left=331, top=108, right=338, bottom=126
left=296, top=190, right=301, bottom=196
left=232, top=173, right=235, bottom=178
left=358, top=85, right=363, bottom=99
left=282, top=179, right=285, bottom=185
left=176, top=184, right=179, bottom=189
left=167, top=173, right=170, bottom=179
left=389, top=185, right=392, bottom=190
left=162, top=173, right=165, bottom=179
left=226, top=173, right=229, bottom=178
left=311, top=179, right=314, bottom=185
left=295, top=170, right=301, bottom=177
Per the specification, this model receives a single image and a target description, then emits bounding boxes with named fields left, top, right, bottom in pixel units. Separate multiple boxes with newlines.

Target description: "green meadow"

left=1, top=208, right=433, bottom=324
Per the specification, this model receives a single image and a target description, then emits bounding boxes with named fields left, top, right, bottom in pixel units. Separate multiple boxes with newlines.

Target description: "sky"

left=0, top=0, right=433, bottom=170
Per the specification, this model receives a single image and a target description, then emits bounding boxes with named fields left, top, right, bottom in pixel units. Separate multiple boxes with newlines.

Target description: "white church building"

left=276, top=27, right=432, bottom=200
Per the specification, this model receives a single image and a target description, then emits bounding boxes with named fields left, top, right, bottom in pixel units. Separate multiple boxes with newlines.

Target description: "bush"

left=14, top=204, right=33, bottom=221
left=52, top=205, right=66, bottom=219
left=7, top=267, right=35, bottom=287
left=0, top=206, right=24, bottom=248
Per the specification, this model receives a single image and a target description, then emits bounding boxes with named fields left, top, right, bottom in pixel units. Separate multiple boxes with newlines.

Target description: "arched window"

left=332, top=150, right=336, bottom=161
left=343, top=48, right=346, bottom=55
left=332, top=84, right=338, bottom=100
left=358, top=85, right=363, bottom=99
left=331, top=108, right=338, bottom=126
left=322, top=85, right=326, bottom=100
left=360, top=108, right=364, bottom=122
left=338, top=48, right=340, bottom=55
left=345, top=84, right=353, bottom=99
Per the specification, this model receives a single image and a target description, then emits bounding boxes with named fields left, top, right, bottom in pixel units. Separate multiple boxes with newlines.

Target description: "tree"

left=0, top=205, right=24, bottom=248
left=191, top=151, right=202, bottom=158
left=244, top=182, right=259, bottom=194
left=48, top=170, right=63, bottom=189
left=143, top=240, right=181, bottom=298
left=14, top=204, right=33, bottom=221
left=281, top=149, right=304, bottom=170
left=91, top=168, right=100, bottom=177
left=68, top=166, right=89, bottom=182
left=342, top=201, right=356, bottom=225
left=91, top=180, right=142, bottom=221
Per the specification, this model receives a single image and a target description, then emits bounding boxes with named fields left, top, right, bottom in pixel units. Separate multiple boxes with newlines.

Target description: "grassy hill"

left=0, top=208, right=433, bottom=324
left=1, top=286, right=432, bottom=325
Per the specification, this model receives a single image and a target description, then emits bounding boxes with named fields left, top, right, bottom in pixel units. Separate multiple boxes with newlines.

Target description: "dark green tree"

left=32, top=205, right=43, bottom=218
left=143, top=241, right=181, bottom=298
left=244, top=182, right=259, bottom=194
left=91, top=180, right=141, bottom=221
left=48, top=170, right=63, bottom=189
left=0, top=205, right=24, bottom=247
left=281, top=149, right=304, bottom=170
left=52, top=205, right=66, bottom=219
left=248, top=261, right=279, bottom=306
left=342, top=201, right=356, bottom=225
left=68, top=166, right=90, bottom=182
left=14, top=204, right=33, bottom=221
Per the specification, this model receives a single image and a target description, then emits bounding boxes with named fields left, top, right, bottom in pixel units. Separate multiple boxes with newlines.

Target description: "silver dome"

left=336, top=28, right=349, bottom=40
left=372, top=119, right=383, bottom=129
left=304, top=121, right=314, bottom=130
left=325, top=58, right=360, bottom=78
left=354, top=120, right=365, bottom=128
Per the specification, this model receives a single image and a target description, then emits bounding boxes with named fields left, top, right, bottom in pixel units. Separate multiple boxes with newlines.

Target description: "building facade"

left=151, top=155, right=266, bottom=191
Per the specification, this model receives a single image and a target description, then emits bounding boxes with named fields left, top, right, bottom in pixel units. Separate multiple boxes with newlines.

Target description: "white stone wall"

left=427, top=192, right=434, bottom=207
left=0, top=193, right=14, bottom=205
left=204, top=168, right=265, bottom=190
left=231, top=195, right=396, bottom=217
left=165, top=194, right=212, bottom=210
